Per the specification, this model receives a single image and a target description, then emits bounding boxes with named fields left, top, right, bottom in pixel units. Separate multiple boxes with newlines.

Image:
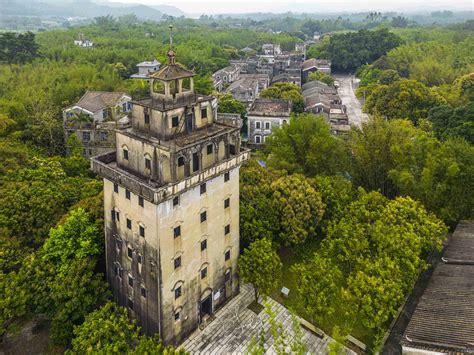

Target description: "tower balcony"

left=91, top=147, right=250, bottom=204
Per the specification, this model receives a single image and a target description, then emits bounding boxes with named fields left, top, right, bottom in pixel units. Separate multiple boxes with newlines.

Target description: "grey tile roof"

left=402, top=221, right=474, bottom=353
left=76, top=91, right=129, bottom=113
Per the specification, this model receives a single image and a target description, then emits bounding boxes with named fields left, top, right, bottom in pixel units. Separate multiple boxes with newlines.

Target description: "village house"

left=301, top=58, right=332, bottom=83
left=91, top=42, right=249, bottom=346
left=131, top=59, right=161, bottom=80
left=225, top=77, right=260, bottom=104
left=302, top=80, right=349, bottom=133
left=262, top=43, right=281, bottom=55
left=74, top=33, right=93, bottom=47
left=247, top=98, right=291, bottom=146
left=63, top=91, right=132, bottom=157
left=239, top=73, right=270, bottom=92
left=212, top=65, right=241, bottom=92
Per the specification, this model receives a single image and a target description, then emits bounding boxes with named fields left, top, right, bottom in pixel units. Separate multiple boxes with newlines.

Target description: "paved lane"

left=334, top=74, right=369, bottom=127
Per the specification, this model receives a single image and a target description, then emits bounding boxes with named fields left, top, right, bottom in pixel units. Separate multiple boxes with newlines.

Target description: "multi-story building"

left=91, top=46, right=249, bottom=345
left=212, top=65, right=241, bottom=92
left=131, top=59, right=161, bottom=80
left=63, top=91, right=132, bottom=157
left=247, top=98, right=291, bottom=147
left=301, top=58, right=332, bottom=83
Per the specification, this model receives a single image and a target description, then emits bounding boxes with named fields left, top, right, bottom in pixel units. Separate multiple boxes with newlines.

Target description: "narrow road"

left=334, top=74, right=368, bottom=127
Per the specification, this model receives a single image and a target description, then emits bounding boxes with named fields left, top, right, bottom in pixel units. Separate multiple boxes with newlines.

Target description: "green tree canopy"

left=264, top=113, right=349, bottom=176
left=294, top=190, right=447, bottom=345
left=364, top=79, right=444, bottom=124
left=239, top=238, right=282, bottom=304
left=260, top=82, right=304, bottom=113
left=308, top=71, right=334, bottom=86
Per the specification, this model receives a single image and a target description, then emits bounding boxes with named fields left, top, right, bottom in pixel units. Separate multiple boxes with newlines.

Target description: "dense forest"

left=0, top=14, right=473, bottom=353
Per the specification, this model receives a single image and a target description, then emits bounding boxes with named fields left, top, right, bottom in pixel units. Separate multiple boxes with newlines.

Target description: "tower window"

left=201, top=239, right=207, bottom=251
left=111, top=210, right=116, bottom=221
left=174, top=226, right=181, bottom=238
left=225, top=224, right=230, bottom=235
left=128, top=275, right=133, bottom=287
left=144, top=112, right=150, bottom=124
left=145, top=157, right=151, bottom=170
left=225, top=250, right=231, bottom=261
left=175, top=286, right=182, bottom=299
left=177, top=156, right=185, bottom=167
left=174, top=256, right=181, bottom=269
left=114, top=183, right=119, bottom=193
left=224, top=198, right=230, bottom=209
left=126, top=218, right=132, bottom=229
left=125, top=189, right=130, bottom=199
left=172, top=116, right=179, bottom=128
left=224, top=172, right=230, bottom=182
left=200, top=211, right=207, bottom=223
left=123, top=149, right=129, bottom=160
left=174, top=311, right=180, bottom=321
left=201, top=108, right=207, bottom=119
left=173, top=196, right=180, bottom=207
left=127, top=247, right=133, bottom=258
left=207, top=144, right=213, bottom=155
left=139, top=225, right=145, bottom=238
left=200, top=183, right=206, bottom=195
left=138, top=196, right=144, bottom=207
left=225, top=269, right=231, bottom=282
left=201, top=267, right=207, bottom=279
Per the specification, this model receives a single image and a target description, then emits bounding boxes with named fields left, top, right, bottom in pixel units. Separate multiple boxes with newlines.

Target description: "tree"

left=308, top=71, right=334, bottom=86
left=0, top=32, right=40, bottom=64
left=318, top=29, right=402, bottom=72
left=260, top=83, right=304, bottom=113
left=216, top=92, right=247, bottom=132
left=348, top=117, right=426, bottom=197
left=270, top=174, right=325, bottom=246
left=68, top=302, right=181, bottom=354
left=390, top=138, right=474, bottom=227
left=391, top=16, right=409, bottom=28
left=365, top=79, right=444, bottom=124
left=239, top=238, right=282, bottom=304
left=264, top=113, right=348, bottom=176
left=240, top=161, right=281, bottom=248
left=293, top=190, right=447, bottom=346
left=49, top=258, right=109, bottom=345
left=0, top=157, right=101, bottom=247
left=69, top=302, right=140, bottom=353
left=42, top=208, right=102, bottom=274
left=428, top=103, right=474, bottom=144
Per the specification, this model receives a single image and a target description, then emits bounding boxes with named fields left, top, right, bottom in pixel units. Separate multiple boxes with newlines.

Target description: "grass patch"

left=248, top=301, right=264, bottom=315
left=271, top=239, right=377, bottom=347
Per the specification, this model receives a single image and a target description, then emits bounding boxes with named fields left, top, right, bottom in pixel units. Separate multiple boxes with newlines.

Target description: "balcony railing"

left=91, top=149, right=250, bottom=205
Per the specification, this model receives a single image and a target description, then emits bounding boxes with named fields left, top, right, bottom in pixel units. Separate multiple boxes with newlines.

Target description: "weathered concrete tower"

left=91, top=27, right=249, bottom=345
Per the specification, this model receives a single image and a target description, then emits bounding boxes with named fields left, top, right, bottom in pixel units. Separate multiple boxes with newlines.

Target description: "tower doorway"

left=199, top=295, right=212, bottom=323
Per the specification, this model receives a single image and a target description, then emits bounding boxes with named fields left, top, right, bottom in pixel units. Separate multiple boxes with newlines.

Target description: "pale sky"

left=116, top=0, right=473, bottom=15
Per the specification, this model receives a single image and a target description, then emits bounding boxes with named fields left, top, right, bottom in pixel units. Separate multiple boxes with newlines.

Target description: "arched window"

left=122, top=145, right=129, bottom=160
left=177, top=156, right=185, bottom=167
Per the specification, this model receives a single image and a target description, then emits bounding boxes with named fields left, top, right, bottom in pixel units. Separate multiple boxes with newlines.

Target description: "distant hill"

left=2, top=0, right=184, bottom=20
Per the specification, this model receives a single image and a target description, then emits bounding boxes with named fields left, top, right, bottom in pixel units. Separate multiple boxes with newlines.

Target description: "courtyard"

left=179, top=284, right=355, bottom=354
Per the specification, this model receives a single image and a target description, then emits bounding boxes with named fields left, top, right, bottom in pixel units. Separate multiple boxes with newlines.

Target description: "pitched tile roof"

left=76, top=91, right=129, bottom=113
left=402, top=221, right=474, bottom=353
